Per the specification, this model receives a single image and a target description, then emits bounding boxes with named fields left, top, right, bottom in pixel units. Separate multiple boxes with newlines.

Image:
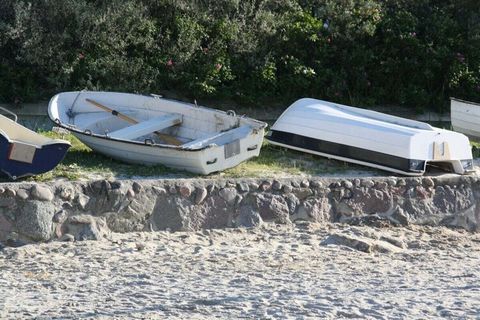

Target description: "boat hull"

left=73, top=130, right=264, bottom=175
left=451, top=98, right=480, bottom=141
left=0, top=126, right=70, bottom=180
left=268, top=130, right=425, bottom=176
left=0, top=135, right=70, bottom=180
left=268, top=98, right=473, bottom=176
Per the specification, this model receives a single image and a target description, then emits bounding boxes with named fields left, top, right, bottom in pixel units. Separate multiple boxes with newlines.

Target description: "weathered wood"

left=86, top=98, right=182, bottom=145
left=110, top=114, right=182, bottom=140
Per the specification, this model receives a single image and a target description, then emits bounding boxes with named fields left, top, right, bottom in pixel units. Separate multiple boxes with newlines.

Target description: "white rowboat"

left=48, top=91, right=267, bottom=174
left=267, top=98, right=473, bottom=176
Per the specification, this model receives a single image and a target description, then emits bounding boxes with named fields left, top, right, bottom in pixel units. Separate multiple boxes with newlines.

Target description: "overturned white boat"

left=267, top=98, right=473, bottom=176
left=48, top=91, right=267, bottom=174
left=451, top=97, right=480, bottom=141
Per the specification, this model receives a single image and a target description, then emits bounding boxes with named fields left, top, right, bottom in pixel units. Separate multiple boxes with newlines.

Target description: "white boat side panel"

left=273, top=100, right=427, bottom=135
left=452, top=98, right=480, bottom=117
left=451, top=98, right=480, bottom=140
left=451, top=118, right=480, bottom=136
left=275, top=119, right=471, bottom=161
left=74, top=129, right=264, bottom=174
left=281, top=107, right=422, bottom=135
left=272, top=105, right=416, bottom=158
left=451, top=126, right=480, bottom=141
left=273, top=121, right=411, bottom=158
left=451, top=116, right=479, bottom=129
left=283, top=98, right=434, bottom=131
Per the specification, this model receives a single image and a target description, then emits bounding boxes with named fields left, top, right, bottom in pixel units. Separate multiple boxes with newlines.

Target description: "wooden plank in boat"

left=109, top=114, right=182, bottom=140
left=8, top=142, right=37, bottom=163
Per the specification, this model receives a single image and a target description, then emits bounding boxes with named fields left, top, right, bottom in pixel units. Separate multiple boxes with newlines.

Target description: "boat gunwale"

left=150, top=95, right=268, bottom=128
left=49, top=91, right=268, bottom=129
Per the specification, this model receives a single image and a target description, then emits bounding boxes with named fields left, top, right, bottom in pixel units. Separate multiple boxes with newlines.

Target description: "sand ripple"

left=1, top=223, right=479, bottom=319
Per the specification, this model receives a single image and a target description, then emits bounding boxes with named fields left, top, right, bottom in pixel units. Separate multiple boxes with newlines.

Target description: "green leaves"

left=0, top=0, right=479, bottom=111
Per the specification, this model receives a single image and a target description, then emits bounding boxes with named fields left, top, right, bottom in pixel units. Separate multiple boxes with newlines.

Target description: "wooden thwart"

left=110, top=114, right=182, bottom=140
left=85, top=98, right=182, bottom=145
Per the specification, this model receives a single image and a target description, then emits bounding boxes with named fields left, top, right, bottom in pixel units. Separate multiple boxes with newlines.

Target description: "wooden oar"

left=85, top=98, right=182, bottom=146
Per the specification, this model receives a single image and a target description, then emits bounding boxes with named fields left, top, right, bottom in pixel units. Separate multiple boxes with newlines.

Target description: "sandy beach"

left=1, top=222, right=479, bottom=319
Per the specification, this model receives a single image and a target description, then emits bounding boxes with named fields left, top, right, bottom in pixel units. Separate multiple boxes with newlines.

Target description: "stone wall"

left=0, top=175, right=479, bottom=243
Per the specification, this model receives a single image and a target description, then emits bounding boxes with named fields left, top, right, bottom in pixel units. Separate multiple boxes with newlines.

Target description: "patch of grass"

left=21, top=131, right=376, bottom=182
left=220, top=142, right=358, bottom=178
left=28, top=131, right=184, bottom=182
left=470, top=141, right=480, bottom=158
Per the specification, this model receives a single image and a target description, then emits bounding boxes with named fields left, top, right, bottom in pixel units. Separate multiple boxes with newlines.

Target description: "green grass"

left=220, top=142, right=357, bottom=178
left=471, top=141, right=480, bottom=158
left=19, top=130, right=480, bottom=182
left=28, top=131, right=180, bottom=182
left=19, top=131, right=367, bottom=182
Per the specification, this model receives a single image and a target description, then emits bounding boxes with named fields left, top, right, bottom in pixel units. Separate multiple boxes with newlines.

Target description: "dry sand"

left=1, top=223, right=479, bottom=319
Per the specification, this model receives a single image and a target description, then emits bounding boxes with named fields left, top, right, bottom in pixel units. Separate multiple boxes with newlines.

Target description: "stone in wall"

left=0, top=213, right=13, bottom=241
left=194, top=187, right=208, bottom=204
left=199, top=194, right=233, bottom=229
left=235, top=205, right=263, bottom=228
left=148, top=183, right=234, bottom=231
left=284, top=193, right=300, bottom=214
left=243, top=193, right=290, bottom=224
left=150, top=195, right=192, bottom=231
left=16, top=201, right=56, bottom=241
left=105, top=184, right=156, bottom=233
left=291, top=197, right=332, bottom=223
left=351, top=187, right=391, bottom=214
left=433, top=185, right=456, bottom=213
left=62, top=214, right=110, bottom=241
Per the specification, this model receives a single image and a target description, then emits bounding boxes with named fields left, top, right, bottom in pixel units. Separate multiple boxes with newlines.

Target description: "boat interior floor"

left=76, top=112, right=250, bottom=149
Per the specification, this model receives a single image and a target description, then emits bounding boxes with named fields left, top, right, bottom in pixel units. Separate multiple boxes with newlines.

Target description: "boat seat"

left=182, top=125, right=251, bottom=149
left=109, top=114, right=182, bottom=140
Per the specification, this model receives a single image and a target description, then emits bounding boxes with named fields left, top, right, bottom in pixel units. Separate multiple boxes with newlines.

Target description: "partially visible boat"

left=267, top=98, right=473, bottom=176
left=451, top=97, right=480, bottom=141
left=48, top=91, right=267, bottom=174
left=0, top=108, right=70, bottom=179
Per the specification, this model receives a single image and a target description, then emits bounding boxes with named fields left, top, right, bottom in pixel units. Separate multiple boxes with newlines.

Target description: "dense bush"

left=0, top=0, right=479, bottom=111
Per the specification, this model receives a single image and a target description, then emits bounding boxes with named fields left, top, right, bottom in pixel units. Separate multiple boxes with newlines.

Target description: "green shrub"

left=0, top=0, right=479, bottom=112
